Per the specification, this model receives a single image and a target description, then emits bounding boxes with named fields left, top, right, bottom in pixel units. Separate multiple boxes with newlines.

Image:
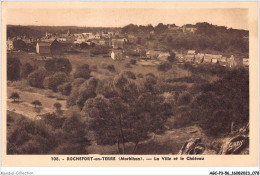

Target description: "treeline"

left=122, top=22, right=249, bottom=56
left=7, top=26, right=45, bottom=39
left=7, top=25, right=121, bottom=38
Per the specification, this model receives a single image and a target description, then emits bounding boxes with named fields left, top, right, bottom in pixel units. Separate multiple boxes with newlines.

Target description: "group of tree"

left=7, top=110, right=89, bottom=154
left=122, top=22, right=248, bottom=56
left=90, top=46, right=109, bottom=55
left=171, top=64, right=249, bottom=136
left=66, top=70, right=174, bottom=154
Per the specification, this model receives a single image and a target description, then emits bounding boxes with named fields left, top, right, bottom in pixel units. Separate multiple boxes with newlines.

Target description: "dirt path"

left=7, top=86, right=67, bottom=119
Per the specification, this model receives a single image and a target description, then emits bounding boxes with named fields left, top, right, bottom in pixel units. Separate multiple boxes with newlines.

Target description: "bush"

left=130, top=59, right=136, bottom=65
left=74, top=64, right=92, bottom=79
left=7, top=57, right=21, bottom=81
left=43, top=72, right=68, bottom=92
left=27, top=67, right=47, bottom=88
left=58, top=82, right=72, bottom=96
left=107, top=65, right=116, bottom=72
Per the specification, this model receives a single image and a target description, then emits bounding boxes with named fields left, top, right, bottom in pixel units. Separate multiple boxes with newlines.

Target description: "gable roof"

left=37, top=42, right=51, bottom=47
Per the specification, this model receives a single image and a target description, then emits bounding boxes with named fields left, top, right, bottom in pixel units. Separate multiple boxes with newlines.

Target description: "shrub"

left=27, top=67, right=47, bottom=88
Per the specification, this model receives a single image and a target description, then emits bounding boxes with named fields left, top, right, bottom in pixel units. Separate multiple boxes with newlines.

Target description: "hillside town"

left=6, top=24, right=249, bottom=68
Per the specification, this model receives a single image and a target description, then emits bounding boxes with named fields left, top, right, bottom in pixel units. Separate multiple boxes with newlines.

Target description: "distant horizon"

left=6, top=22, right=248, bottom=31
left=6, top=8, right=248, bottom=30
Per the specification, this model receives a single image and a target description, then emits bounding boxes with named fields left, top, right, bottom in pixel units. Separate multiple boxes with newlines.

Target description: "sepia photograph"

left=1, top=1, right=258, bottom=169
left=5, top=6, right=251, bottom=155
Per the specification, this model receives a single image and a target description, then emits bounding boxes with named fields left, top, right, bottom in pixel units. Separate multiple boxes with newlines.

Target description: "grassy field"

left=7, top=86, right=67, bottom=119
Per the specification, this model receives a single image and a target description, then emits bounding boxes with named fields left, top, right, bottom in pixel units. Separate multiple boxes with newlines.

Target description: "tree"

left=7, top=57, right=21, bottom=81
left=85, top=92, right=172, bottom=154
left=157, top=62, right=172, bottom=79
left=43, top=72, right=68, bottom=92
left=167, top=52, right=176, bottom=63
left=59, top=112, right=90, bottom=154
left=121, top=71, right=136, bottom=80
left=84, top=73, right=172, bottom=154
left=21, top=62, right=34, bottom=78
left=54, top=102, right=62, bottom=111
left=58, top=82, right=72, bottom=96
left=137, top=37, right=142, bottom=44
left=67, top=77, right=99, bottom=109
left=13, top=40, right=27, bottom=51
left=31, top=100, right=42, bottom=108
left=9, top=92, right=20, bottom=102
left=44, top=58, right=72, bottom=74
left=90, top=46, right=109, bottom=55
left=27, top=67, right=47, bottom=88
left=154, top=23, right=168, bottom=33
left=74, top=64, right=91, bottom=79
left=167, top=35, right=173, bottom=43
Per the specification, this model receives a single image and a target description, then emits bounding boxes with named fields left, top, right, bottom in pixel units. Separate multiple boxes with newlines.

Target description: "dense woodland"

left=7, top=53, right=249, bottom=154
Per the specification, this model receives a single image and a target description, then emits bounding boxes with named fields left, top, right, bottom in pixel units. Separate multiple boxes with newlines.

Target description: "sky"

left=7, top=8, right=248, bottom=30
